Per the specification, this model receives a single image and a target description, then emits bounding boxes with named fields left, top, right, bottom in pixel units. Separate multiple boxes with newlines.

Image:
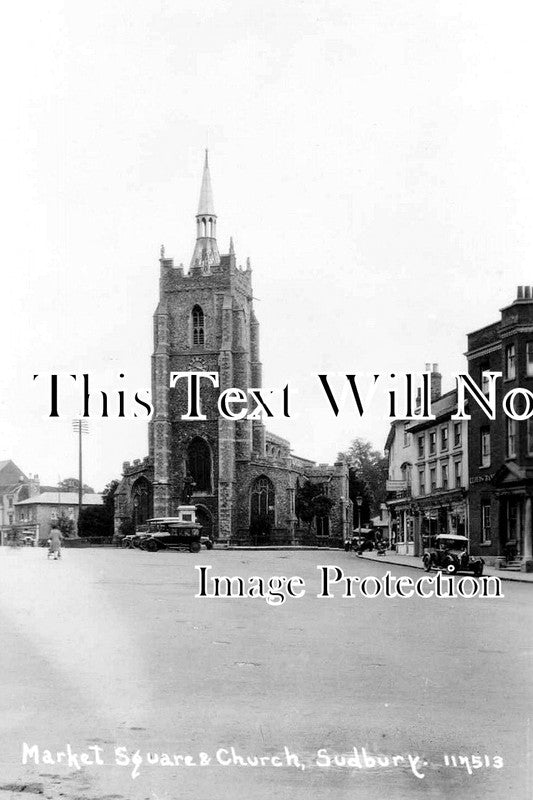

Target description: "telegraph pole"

left=72, top=419, right=89, bottom=535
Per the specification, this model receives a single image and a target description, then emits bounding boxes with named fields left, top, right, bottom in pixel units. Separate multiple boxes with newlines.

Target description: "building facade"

left=0, top=461, right=41, bottom=544
left=115, top=153, right=351, bottom=545
left=14, top=492, right=103, bottom=542
left=466, top=286, right=533, bottom=568
left=385, top=367, right=469, bottom=556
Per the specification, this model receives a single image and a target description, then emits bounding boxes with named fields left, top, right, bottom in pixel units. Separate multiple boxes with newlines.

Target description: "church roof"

left=197, top=150, right=215, bottom=216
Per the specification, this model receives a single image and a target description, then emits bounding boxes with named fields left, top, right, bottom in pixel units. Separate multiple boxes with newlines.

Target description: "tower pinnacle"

left=191, top=150, right=220, bottom=270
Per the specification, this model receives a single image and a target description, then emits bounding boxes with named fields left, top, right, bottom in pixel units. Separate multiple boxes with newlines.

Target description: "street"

left=0, top=547, right=531, bottom=800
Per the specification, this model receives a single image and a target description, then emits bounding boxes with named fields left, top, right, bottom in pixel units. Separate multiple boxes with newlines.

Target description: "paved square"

left=0, top=547, right=531, bottom=799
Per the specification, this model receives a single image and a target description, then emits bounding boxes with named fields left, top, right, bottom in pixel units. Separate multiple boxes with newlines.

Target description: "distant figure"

left=48, top=525, right=62, bottom=560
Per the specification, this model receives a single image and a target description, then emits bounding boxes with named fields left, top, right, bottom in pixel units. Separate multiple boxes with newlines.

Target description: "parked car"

left=200, top=534, right=214, bottom=550
left=141, top=518, right=202, bottom=553
left=423, top=534, right=484, bottom=576
left=344, top=528, right=375, bottom=553
left=121, top=534, right=136, bottom=549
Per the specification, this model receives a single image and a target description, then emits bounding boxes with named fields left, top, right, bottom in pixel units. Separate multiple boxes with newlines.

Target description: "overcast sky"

left=2, top=0, right=533, bottom=490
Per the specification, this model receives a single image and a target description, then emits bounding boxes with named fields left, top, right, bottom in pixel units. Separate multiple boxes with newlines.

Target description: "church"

left=114, top=154, right=351, bottom=545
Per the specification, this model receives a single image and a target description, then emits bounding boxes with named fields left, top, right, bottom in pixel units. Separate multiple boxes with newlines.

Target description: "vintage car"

left=423, top=534, right=484, bottom=576
left=344, top=528, right=375, bottom=552
left=140, top=518, right=202, bottom=553
left=120, top=534, right=136, bottom=549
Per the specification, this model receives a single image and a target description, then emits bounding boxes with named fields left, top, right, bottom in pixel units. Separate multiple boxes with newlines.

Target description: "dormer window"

left=192, top=305, right=205, bottom=345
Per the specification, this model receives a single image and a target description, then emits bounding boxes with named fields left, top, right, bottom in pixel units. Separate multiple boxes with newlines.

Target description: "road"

left=0, top=547, right=531, bottom=800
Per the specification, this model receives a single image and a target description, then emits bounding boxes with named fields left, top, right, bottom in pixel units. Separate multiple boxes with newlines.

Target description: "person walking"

left=48, top=524, right=62, bottom=560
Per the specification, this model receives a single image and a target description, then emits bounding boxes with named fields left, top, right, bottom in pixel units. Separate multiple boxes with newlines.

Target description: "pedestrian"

left=48, top=524, right=62, bottom=560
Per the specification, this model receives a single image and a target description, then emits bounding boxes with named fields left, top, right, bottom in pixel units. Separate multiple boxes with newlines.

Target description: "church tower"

left=149, top=152, right=264, bottom=540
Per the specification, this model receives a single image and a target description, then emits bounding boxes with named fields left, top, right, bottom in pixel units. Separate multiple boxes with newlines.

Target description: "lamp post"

left=72, top=419, right=89, bottom=535
left=356, top=495, right=363, bottom=538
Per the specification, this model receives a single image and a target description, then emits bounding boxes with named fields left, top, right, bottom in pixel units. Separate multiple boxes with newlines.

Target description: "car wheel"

left=190, top=541, right=201, bottom=553
left=423, top=555, right=432, bottom=572
left=473, top=562, right=484, bottom=577
left=121, top=539, right=130, bottom=548
left=145, top=539, right=159, bottom=552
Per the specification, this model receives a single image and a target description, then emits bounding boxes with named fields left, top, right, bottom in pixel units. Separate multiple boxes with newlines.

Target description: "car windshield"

left=438, top=539, right=466, bottom=550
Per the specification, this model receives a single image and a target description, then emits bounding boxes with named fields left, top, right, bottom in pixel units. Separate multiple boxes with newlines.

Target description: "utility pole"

left=72, top=419, right=89, bottom=535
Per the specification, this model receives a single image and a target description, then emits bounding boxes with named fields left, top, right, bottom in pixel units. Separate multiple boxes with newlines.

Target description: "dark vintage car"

left=423, top=534, right=484, bottom=576
left=140, top=518, right=203, bottom=553
left=344, top=528, right=375, bottom=552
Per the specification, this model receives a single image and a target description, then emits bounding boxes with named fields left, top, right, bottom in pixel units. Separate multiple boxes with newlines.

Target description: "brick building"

left=466, top=286, right=533, bottom=569
left=115, top=153, right=351, bottom=545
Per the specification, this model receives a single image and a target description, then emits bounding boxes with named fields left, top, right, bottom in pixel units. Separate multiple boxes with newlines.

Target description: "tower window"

left=192, top=305, right=205, bottom=345
left=187, top=437, right=212, bottom=492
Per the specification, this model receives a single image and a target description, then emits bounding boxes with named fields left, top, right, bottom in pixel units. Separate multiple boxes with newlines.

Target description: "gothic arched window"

left=187, top=437, right=211, bottom=492
left=131, top=476, right=153, bottom=527
left=250, top=476, right=275, bottom=525
left=192, top=305, right=205, bottom=345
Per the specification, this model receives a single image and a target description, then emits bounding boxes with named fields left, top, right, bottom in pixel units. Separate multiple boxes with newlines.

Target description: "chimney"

left=431, top=363, right=442, bottom=402
left=525, top=286, right=532, bottom=299
left=517, top=286, right=524, bottom=299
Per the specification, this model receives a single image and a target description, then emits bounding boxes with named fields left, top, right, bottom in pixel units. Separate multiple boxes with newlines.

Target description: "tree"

left=55, top=513, right=75, bottom=538
left=338, top=437, right=388, bottom=524
left=103, top=479, right=119, bottom=513
left=78, top=506, right=112, bottom=538
left=78, top=479, right=119, bottom=539
left=295, top=481, right=335, bottom=534
left=58, top=478, right=94, bottom=494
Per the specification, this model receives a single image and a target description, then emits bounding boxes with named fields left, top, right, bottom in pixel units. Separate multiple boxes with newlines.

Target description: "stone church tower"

left=115, top=153, right=351, bottom=546
left=149, top=151, right=265, bottom=540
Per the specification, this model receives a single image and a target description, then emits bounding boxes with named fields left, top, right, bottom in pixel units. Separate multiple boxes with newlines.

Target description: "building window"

left=454, top=422, right=461, bottom=448
left=506, top=417, right=517, bottom=458
left=192, top=305, right=205, bottom=346
left=250, top=476, right=275, bottom=527
left=528, top=419, right=533, bottom=455
left=8, top=497, right=13, bottom=508
left=429, top=432, right=436, bottom=455
left=441, top=463, right=448, bottom=490
left=187, top=437, right=212, bottom=492
left=131, top=476, right=152, bottom=527
left=418, top=468, right=425, bottom=495
left=480, top=363, right=490, bottom=395
left=418, top=436, right=424, bottom=459
left=505, top=343, right=516, bottom=380
left=454, top=460, right=462, bottom=488
left=480, top=428, right=491, bottom=467
left=481, top=504, right=491, bottom=544
left=403, top=423, right=410, bottom=447
left=430, top=467, right=437, bottom=492
left=440, top=426, right=448, bottom=451
left=527, top=343, right=533, bottom=377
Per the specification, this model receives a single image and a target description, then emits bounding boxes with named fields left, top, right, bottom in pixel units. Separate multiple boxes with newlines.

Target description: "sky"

left=1, top=0, right=533, bottom=491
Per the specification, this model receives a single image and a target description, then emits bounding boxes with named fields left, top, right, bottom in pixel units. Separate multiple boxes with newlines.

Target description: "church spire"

left=197, top=150, right=215, bottom=216
left=191, top=149, right=220, bottom=270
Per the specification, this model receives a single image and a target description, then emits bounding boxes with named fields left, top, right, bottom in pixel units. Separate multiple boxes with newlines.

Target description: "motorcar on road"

left=140, top=517, right=202, bottom=553
left=423, top=534, right=484, bottom=576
